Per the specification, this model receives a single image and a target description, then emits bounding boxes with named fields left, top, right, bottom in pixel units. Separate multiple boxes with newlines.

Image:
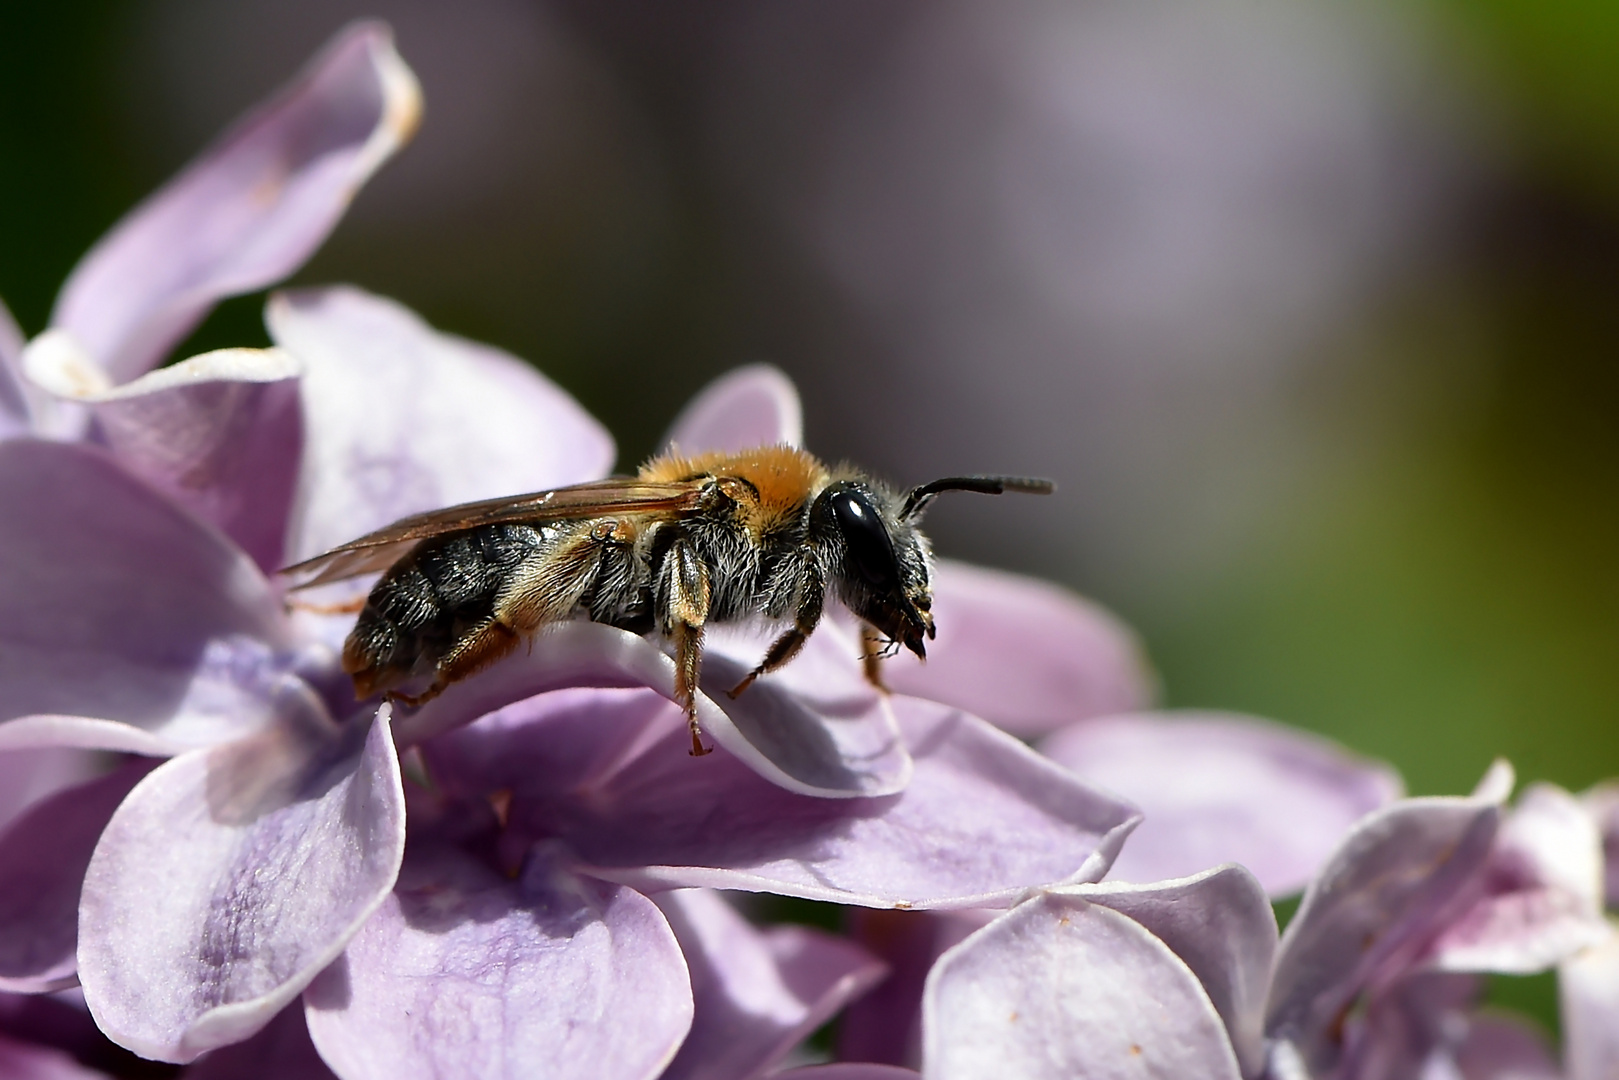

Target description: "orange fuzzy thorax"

left=640, top=445, right=830, bottom=538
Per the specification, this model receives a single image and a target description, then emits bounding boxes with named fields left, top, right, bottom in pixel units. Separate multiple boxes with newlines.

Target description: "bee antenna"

left=900, top=475, right=1055, bottom=520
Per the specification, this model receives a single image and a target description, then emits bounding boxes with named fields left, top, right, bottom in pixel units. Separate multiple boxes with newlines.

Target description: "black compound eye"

left=829, top=487, right=899, bottom=592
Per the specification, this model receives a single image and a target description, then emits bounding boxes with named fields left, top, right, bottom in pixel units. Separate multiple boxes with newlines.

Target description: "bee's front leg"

left=729, top=562, right=824, bottom=699
left=665, top=538, right=713, bottom=756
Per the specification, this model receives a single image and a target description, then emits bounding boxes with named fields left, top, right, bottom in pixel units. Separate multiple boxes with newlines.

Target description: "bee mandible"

left=282, top=445, right=1052, bottom=756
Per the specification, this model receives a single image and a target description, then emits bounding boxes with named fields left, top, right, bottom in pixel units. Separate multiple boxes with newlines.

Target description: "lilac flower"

left=905, top=760, right=1617, bottom=1080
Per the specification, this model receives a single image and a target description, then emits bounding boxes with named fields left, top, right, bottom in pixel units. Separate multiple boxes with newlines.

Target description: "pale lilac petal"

left=1266, top=768, right=1511, bottom=1076
left=922, top=893, right=1242, bottom=1080
left=663, top=364, right=803, bottom=453
left=1044, top=711, right=1403, bottom=896
left=78, top=709, right=404, bottom=1062
left=776, top=1068, right=919, bottom=1079
left=1453, top=1013, right=1560, bottom=1080
left=185, top=1001, right=337, bottom=1080
left=0, top=747, right=101, bottom=833
left=1426, top=783, right=1610, bottom=974
left=304, top=845, right=691, bottom=1080
left=51, top=23, right=420, bottom=383
left=0, top=1033, right=110, bottom=1080
left=1335, top=971, right=1483, bottom=1080
left=1561, top=933, right=1619, bottom=1080
left=0, top=439, right=305, bottom=749
left=79, top=348, right=303, bottom=572
left=0, top=761, right=153, bottom=993
left=268, top=286, right=615, bottom=569
left=1062, top=865, right=1276, bottom=1078
left=0, top=297, right=31, bottom=438
left=400, top=621, right=910, bottom=799
left=429, top=691, right=1137, bottom=908
left=1581, top=781, right=1619, bottom=908
left=883, top=560, right=1153, bottom=737
left=656, top=889, right=886, bottom=1080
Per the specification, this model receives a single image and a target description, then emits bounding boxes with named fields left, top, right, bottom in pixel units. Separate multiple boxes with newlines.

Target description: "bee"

left=283, top=445, right=1052, bottom=755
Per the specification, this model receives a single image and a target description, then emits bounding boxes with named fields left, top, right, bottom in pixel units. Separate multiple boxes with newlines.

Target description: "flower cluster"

left=0, top=22, right=1615, bottom=1080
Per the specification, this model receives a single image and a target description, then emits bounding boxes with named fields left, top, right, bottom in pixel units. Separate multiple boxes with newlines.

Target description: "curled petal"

left=0, top=747, right=101, bottom=833
left=0, top=439, right=303, bottom=747
left=304, top=845, right=691, bottom=1080
left=656, top=889, right=886, bottom=1080
left=1043, top=711, right=1402, bottom=896
left=1426, top=783, right=1610, bottom=974
left=401, top=621, right=911, bottom=799
left=883, top=560, right=1153, bottom=737
left=663, top=364, right=803, bottom=453
left=1561, top=933, right=1619, bottom=1080
left=1266, top=766, right=1511, bottom=1075
left=268, top=286, right=615, bottom=569
left=78, top=709, right=405, bottom=1062
left=0, top=761, right=153, bottom=993
left=50, top=22, right=420, bottom=383
left=1061, top=866, right=1276, bottom=1078
left=922, top=893, right=1242, bottom=1080
left=0, top=1032, right=111, bottom=1080
left=76, top=348, right=303, bottom=572
left=430, top=691, right=1137, bottom=909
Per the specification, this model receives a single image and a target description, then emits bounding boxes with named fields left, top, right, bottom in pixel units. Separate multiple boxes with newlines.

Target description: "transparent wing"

left=281, top=478, right=706, bottom=588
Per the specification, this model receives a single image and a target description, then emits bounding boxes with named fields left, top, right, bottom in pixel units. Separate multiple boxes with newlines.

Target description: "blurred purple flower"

left=902, top=760, right=1618, bottom=1080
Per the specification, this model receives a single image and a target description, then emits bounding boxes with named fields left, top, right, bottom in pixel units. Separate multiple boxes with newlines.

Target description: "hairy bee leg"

left=433, top=618, right=522, bottom=691
left=387, top=683, right=445, bottom=709
left=730, top=561, right=824, bottom=699
left=665, top=538, right=712, bottom=756
left=859, top=624, right=890, bottom=693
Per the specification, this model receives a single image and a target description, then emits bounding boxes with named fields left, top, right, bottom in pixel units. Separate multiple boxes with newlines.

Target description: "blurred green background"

left=2, top=2, right=1615, bottom=805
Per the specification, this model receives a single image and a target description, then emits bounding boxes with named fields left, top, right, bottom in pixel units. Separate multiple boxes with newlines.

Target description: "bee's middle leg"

left=729, top=570, right=824, bottom=699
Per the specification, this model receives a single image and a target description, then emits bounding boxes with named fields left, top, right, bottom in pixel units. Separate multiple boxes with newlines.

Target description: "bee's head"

left=813, top=473, right=1052, bottom=660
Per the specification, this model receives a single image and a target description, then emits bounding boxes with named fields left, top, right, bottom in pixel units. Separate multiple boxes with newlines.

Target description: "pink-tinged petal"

left=185, top=1001, right=336, bottom=1080
left=51, top=23, right=420, bottom=383
left=656, top=889, right=886, bottom=1080
left=0, top=1032, right=111, bottom=1080
left=1426, top=783, right=1610, bottom=975
left=663, top=364, right=803, bottom=453
left=838, top=909, right=994, bottom=1068
left=1561, top=933, right=1619, bottom=1080
left=0, top=439, right=304, bottom=747
left=400, top=621, right=911, bottom=799
left=922, top=893, right=1242, bottom=1080
left=1266, top=766, right=1512, bottom=1076
left=78, top=710, right=404, bottom=1062
left=883, top=560, right=1153, bottom=737
left=437, top=692, right=1138, bottom=909
left=0, top=761, right=154, bottom=993
left=268, top=286, right=615, bottom=568
left=1335, top=971, right=1483, bottom=1080
left=1043, top=711, right=1403, bottom=897
left=776, top=1068, right=920, bottom=1080
left=1063, top=865, right=1276, bottom=1078
left=0, top=297, right=32, bottom=439
left=1453, top=1013, right=1560, bottom=1080
left=304, top=845, right=691, bottom=1080
left=1581, top=781, right=1619, bottom=908
left=79, top=348, right=303, bottom=572
left=0, top=748, right=101, bottom=833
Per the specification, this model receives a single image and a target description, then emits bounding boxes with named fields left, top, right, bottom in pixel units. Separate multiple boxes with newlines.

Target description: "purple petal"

left=1425, top=783, right=1609, bottom=974
left=0, top=297, right=32, bottom=439
left=1063, top=866, right=1276, bottom=1078
left=1453, top=1013, right=1560, bottom=1080
left=80, top=348, right=303, bottom=572
left=663, top=364, right=803, bottom=453
left=184, top=1001, right=336, bottom=1080
left=0, top=1032, right=110, bottom=1080
left=1561, top=933, right=1619, bottom=1080
left=0, top=439, right=307, bottom=749
left=882, top=560, right=1153, bottom=737
left=78, top=709, right=404, bottom=1062
left=400, top=621, right=910, bottom=799
left=1338, top=971, right=1484, bottom=1080
left=268, top=286, right=615, bottom=570
left=0, top=748, right=101, bottom=833
left=430, top=691, right=1138, bottom=908
left=0, top=761, right=153, bottom=993
left=50, top=23, right=419, bottom=383
left=303, top=845, right=691, bottom=1080
left=776, top=1069, right=920, bottom=1080
left=922, top=893, right=1242, bottom=1080
left=1043, top=711, right=1402, bottom=896
left=1266, top=765, right=1511, bottom=1076
left=1582, top=781, right=1619, bottom=908
left=656, top=889, right=886, bottom=1080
